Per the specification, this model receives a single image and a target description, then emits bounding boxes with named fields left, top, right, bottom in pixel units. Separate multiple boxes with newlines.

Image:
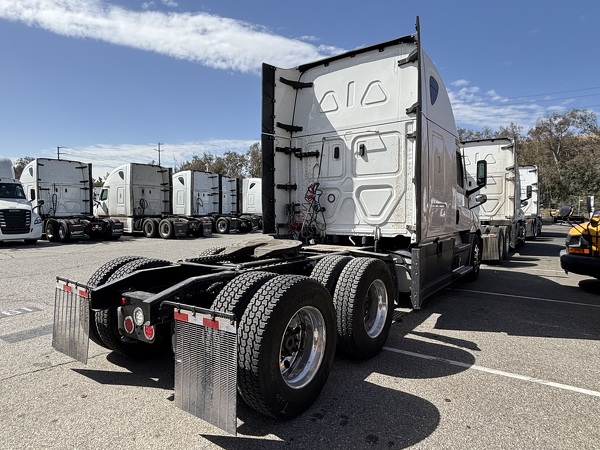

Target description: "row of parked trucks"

left=43, top=20, right=552, bottom=435
left=0, top=158, right=263, bottom=244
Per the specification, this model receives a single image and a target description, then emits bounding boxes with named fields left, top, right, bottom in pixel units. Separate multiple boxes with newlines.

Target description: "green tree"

left=246, top=142, right=261, bottom=177
left=13, top=156, right=34, bottom=179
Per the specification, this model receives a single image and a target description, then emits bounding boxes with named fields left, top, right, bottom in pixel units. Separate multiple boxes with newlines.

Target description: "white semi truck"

left=0, top=157, right=43, bottom=243
left=95, top=163, right=207, bottom=238
left=242, top=177, right=262, bottom=228
left=20, top=158, right=122, bottom=242
left=52, top=21, right=488, bottom=435
left=171, top=170, right=258, bottom=234
left=462, top=138, right=526, bottom=263
left=519, top=164, right=542, bottom=239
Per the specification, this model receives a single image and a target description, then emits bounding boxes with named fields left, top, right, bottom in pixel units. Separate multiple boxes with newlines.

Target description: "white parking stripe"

left=450, top=288, right=600, bottom=308
left=383, top=347, right=600, bottom=397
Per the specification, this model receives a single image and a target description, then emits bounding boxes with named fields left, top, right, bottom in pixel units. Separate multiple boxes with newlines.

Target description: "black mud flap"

left=173, top=306, right=238, bottom=435
left=52, top=278, right=90, bottom=364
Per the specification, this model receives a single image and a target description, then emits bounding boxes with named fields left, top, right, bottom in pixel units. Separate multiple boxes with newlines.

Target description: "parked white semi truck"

left=171, top=170, right=257, bottom=234
left=20, top=158, right=123, bottom=242
left=53, top=21, right=488, bottom=435
left=462, top=138, right=526, bottom=263
left=95, top=163, right=206, bottom=238
left=0, top=157, right=43, bottom=243
left=242, top=177, right=262, bottom=228
left=519, top=165, right=542, bottom=239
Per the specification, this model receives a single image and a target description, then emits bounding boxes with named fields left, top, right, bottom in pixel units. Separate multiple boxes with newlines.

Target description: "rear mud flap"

left=173, top=308, right=237, bottom=435
left=52, top=278, right=90, bottom=364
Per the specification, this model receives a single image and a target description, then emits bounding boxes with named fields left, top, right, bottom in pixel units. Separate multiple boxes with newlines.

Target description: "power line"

left=501, top=86, right=600, bottom=100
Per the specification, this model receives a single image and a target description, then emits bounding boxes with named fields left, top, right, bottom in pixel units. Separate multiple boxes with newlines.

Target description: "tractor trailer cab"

left=462, top=138, right=525, bottom=263
left=20, top=158, right=122, bottom=242
left=0, top=157, right=43, bottom=244
left=53, top=21, right=487, bottom=435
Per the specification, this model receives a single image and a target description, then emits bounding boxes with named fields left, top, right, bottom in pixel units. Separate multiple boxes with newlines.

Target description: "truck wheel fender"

left=158, top=218, right=175, bottom=239
left=103, top=219, right=122, bottom=241
left=45, top=219, right=59, bottom=242
left=310, top=255, right=353, bottom=297
left=142, top=218, right=158, bottom=238
left=95, top=258, right=172, bottom=358
left=86, top=255, right=146, bottom=348
left=237, top=275, right=336, bottom=419
left=333, top=257, right=394, bottom=359
left=211, top=271, right=278, bottom=321
left=58, top=220, right=71, bottom=243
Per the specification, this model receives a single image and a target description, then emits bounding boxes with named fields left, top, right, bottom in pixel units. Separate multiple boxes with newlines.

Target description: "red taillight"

left=120, top=297, right=127, bottom=306
left=123, top=316, right=135, bottom=334
left=143, top=324, right=155, bottom=341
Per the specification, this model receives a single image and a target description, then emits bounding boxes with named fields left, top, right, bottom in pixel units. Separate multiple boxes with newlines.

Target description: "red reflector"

left=174, top=311, right=188, bottom=322
left=143, top=325, right=155, bottom=341
left=123, top=316, right=134, bottom=334
left=120, top=297, right=127, bottom=306
left=202, top=318, right=219, bottom=330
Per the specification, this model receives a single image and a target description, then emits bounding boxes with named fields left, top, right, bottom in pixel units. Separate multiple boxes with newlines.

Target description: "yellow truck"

left=559, top=209, right=600, bottom=279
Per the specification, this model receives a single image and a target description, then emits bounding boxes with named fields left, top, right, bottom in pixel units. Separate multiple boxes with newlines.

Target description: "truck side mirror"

left=586, top=196, right=594, bottom=214
left=476, top=160, right=487, bottom=187
left=466, top=160, right=487, bottom=196
left=469, top=193, right=487, bottom=209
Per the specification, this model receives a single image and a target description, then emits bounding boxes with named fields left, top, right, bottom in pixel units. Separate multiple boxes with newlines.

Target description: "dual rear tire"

left=208, top=255, right=394, bottom=419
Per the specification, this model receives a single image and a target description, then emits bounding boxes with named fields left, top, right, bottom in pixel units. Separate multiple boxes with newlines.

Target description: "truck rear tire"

left=465, top=235, right=482, bottom=281
left=211, top=271, right=277, bottom=321
left=87, top=256, right=146, bottom=348
left=58, top=220, right=71, bottom=243
left=45, top=220, right=59, bottom=242
left=95, top=258, right=172, bottom=358
left=237, top=275, right=336, bottom=419
left=503, top=227, right=511, bottom=259
left=142, top=218, right=159, bottom=238
left=497, top=229, right=505, bottom=263
left=158, top=219, right=175, bottom=239
left=310, top=255, right=352, bottom=297
left=333, top=257, right=394, bottom=359
left=215, top=217, right=230, bottom=234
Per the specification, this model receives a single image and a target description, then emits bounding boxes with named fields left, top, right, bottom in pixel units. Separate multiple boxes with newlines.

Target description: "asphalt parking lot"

left=0, top=223, right=598, bottom=449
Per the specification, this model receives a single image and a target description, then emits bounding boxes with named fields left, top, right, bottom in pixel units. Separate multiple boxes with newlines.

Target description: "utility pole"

left=155, top=142, right=164, bottom=167
left=57, top=146, right=66, bottom=160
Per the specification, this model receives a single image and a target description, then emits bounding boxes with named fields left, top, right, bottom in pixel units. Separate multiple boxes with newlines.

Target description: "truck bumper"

left=559, top=250, right=600, bottom=279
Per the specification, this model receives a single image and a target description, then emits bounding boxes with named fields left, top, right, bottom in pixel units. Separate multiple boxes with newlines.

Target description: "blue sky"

left=1, top=0, right=599, bottom=179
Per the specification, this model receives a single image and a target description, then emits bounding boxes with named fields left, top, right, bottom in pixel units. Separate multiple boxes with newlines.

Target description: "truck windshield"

left=0, top=183, right=26, bottom=199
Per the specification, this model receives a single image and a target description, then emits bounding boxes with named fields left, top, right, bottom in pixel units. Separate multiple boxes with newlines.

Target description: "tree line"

left=11, top=109, right=600, bottom=208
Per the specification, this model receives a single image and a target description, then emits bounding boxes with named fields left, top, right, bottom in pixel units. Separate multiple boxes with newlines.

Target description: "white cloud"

left=449, top=81, right=552, bottom=130
left=0, top=0, right=345, bottom=73
left=38, top=139, right=259, bottom=180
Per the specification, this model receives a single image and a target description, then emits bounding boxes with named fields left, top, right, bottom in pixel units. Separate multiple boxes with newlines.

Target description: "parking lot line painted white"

left=450, top=288, right=600, bottom=308
left=383, top=346, right=600, bottom=398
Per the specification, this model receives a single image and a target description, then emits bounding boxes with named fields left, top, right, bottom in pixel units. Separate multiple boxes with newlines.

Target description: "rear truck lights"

left=133, top=307, right=145, bottom=326
left=123, top=316, right=135, bottom=334
left=119, top=297, right=127, bottom=306
left=566, top=236, right=590, bottom=254
left=143, top=324, right=155, bottom=341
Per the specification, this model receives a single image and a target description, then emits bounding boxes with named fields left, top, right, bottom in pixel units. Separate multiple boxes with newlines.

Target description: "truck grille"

left=0, top=209, right=31, bottom=234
